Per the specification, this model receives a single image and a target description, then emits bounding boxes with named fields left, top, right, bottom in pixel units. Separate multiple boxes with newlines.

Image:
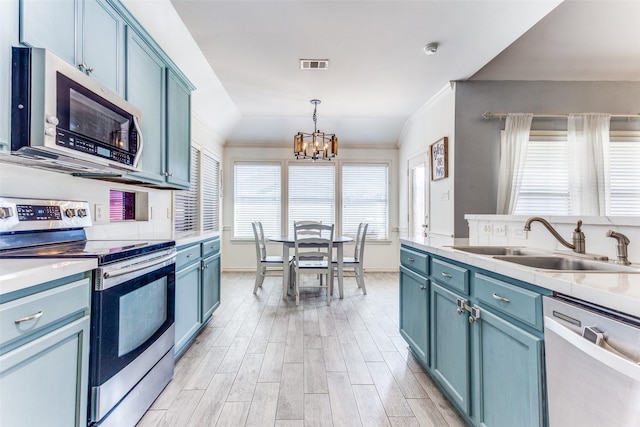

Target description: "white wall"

left=398, top=84, right=456, bottom=243
left=221, top=144, right=400, bottom=272
left=122, top=0, right=239, bottom=156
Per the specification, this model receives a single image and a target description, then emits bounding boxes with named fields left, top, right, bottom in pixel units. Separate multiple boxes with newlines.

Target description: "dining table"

left=268, top=235, right=353, bottom=301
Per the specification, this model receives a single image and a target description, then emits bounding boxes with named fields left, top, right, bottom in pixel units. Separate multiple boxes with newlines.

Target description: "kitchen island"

left=401, top=237, right=640, bottom=317
left=398, top=237, right=639, bottom=427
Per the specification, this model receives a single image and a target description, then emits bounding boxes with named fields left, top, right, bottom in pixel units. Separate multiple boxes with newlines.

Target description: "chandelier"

left=294, top=99, right=338, bottom=161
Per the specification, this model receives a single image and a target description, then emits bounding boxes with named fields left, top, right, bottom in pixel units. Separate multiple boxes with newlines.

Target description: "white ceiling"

left=170, top=0, right=639, bottom=147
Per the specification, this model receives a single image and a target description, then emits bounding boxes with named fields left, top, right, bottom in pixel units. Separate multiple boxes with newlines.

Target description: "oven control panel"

left=0, top=197, right=92, bottom=232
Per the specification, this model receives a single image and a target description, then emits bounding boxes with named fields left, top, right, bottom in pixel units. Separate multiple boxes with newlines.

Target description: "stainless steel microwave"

left=9, top=47, right=143, bottom=175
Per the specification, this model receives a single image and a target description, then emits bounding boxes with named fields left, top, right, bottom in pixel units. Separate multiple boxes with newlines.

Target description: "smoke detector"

left=300, top=59, right=329, bottom=70
left=423, top=42, right=439, bottom=55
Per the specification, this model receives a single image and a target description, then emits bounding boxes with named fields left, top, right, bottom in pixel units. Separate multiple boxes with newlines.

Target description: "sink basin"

left=450, top=246, right=539, bottom=256
left=493, top=255, right=639, bottom=273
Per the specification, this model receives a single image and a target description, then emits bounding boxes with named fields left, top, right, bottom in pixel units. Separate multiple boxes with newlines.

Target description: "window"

left=109, top=189, right=136, bottom=221
left=288, top=164, right=335, bottom=234
left=609, top=137, right=640, bottom=215
left=174, top=147, right=221, bottom=233
left=342, top=163, right=389, bottom=239
left=202, top=152, right=220, bottom=231
left=513, top=137, right=571, bottom=215
left=175, top=146, right=200, bottom=232
left=512, top=132, right=640, bottom=215
left=234, top=162, right=281, bottom=238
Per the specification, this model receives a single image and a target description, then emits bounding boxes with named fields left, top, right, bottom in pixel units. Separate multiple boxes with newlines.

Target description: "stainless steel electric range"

left=0, top=197, right=176, bottom=427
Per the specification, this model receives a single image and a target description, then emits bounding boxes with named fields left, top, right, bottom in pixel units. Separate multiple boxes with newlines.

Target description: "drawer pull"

left=186, top=254, right=193, bottom=258
left=14, top=311, right=44, bottom=324
left=492, top=293, right=511, bottom=303
left=407, top=257, right=415, bottom=262
left=441, top=272, right=453, bottom=279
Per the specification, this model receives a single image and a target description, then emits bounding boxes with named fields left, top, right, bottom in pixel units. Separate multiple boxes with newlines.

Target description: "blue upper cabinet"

left=126, top=28, right=166, bottom=185
left=20, top=0, right=125, bottom=95
left=19, top=0, right=194, bottom=189
left=20, top=0, right=77, bottom=67
left=165, top=69, right=192, bottom=189
left=81, top=0, right=125, bottom=92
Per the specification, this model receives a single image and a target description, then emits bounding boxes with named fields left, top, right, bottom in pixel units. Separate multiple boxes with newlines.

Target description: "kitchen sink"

left=450, top=246, right=541, bottom=256
left=493, top=255, right=640, bottom=273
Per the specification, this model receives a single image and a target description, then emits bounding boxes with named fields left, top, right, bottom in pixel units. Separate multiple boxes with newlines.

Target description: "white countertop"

left=400, top=237, right=640, bottom=318
left=175, top=231, right=220, bottom=248
left=0, top=258, right=97, bottom=297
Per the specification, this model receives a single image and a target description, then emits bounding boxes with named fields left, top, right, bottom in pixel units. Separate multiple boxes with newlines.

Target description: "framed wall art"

left=430, top=137, right=448, bottom=181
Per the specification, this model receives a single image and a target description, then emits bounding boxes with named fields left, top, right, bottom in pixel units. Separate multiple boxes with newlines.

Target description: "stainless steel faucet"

left=606, top=230, right=631, bottom=265
left=523, top=217, right=586, bottom=254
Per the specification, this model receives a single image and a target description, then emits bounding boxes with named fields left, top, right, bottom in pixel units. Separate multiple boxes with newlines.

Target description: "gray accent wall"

left=453, top=80, right=640, bottom=237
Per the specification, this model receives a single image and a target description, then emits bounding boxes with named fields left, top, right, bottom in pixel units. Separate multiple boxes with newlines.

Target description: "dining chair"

left=334, top=222, right=368, bottom=295
left=252, top=221, right=292, bottom=294
left=292, top=222, right=334, bottom=305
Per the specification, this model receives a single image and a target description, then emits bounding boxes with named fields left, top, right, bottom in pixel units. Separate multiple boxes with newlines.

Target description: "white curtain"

left=568, top=113, right=611, bottom=215
left=496, top=113, right=533, bottom=214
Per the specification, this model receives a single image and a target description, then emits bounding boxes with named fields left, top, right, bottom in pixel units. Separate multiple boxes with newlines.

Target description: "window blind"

left=342, top=163, right=389, bottom=239
left=234, top=162, right=281, bottom=238
left=174, top=146, right=199, bottom=232
left=513, top=139, right=571, bottom=215
left=288, top=164, right=335, bottom=235
left=202, top=152, right=220, bottom=231
left=609, top=138, right=640, bottom=215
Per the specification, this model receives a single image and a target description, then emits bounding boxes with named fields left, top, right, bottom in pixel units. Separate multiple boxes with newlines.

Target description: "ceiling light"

left=424, top=42, right=439, bottom=55
left=294, top=99, right=338, bottom=161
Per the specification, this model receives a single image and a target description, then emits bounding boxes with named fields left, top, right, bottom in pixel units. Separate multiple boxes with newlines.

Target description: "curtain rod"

left=482, top=111, right=640, bottom=120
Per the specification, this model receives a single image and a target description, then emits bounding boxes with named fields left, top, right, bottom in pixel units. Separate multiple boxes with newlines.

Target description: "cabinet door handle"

left=419, top=285, right=426, bottom=291
left=15, top=311, right=44, bottom=324
left=492, top=293, right=510, bottom=303
left=441, top=272, right=453, bottom=279
left=407, top=257, right=415, bottom=262
left=78, top=62, right=94, bottom=73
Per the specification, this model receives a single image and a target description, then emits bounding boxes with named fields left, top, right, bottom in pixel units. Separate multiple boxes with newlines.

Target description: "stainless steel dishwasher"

left=543, top=295, right=640, bottom=427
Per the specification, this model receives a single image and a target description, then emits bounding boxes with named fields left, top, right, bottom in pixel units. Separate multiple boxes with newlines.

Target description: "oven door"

left=89, top=249, right=175, bottom=423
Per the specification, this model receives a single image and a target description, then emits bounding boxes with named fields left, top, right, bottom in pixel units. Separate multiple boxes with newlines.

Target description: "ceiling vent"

left=300, top=59, right=329, bottom=70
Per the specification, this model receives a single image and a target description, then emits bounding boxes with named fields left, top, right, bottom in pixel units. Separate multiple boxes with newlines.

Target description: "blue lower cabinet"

left=399, top=265, right=429, bottom=366
left=474, top=308, right=544, bottom=427
left=0, top=275, right=91, bottom=427
left=430, top=282, right=471, bottom=414
left=399, top=249, right=548, bottom=427
left=201, top=252, right=220, bottom=322
left=174, top=261, right=201, bottom=356
left=174, top=237, right=221, bottom=358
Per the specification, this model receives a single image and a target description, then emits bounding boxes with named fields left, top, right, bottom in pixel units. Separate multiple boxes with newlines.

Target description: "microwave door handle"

left=132, top=115, right=144, bottom=168
left=103, top=252, right=176, bottom=279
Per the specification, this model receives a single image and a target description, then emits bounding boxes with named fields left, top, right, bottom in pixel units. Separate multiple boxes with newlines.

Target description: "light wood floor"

left=138, top=272, right=466, bottom=427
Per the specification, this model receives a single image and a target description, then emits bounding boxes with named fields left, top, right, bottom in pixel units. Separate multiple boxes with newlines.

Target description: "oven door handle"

left=103, top=252, right=176, bottom=279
